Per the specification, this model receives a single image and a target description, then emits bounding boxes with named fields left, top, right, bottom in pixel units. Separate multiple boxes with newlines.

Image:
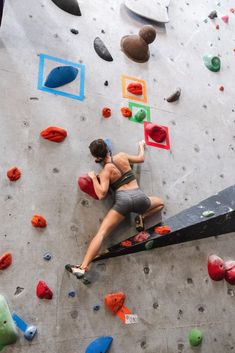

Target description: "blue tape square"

left=37, top=53, right=85, bottom=101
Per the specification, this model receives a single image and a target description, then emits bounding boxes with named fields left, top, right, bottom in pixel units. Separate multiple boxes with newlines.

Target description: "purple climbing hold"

left=44, top=66, right=78, bottom=88
left=51, top=0, right=81, bottom=16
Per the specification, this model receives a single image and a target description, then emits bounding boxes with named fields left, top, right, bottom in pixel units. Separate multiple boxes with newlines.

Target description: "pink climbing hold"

left=78, top=174, right=99, bottom=200
left=225, top=260, right=235, bottom=285
left=36, top=281, right=53, bottom=299
left=145, top=123, right=167, bottom=143
left=221, top=15, right=229, bottom=23
left=207, top=254, right=225, bottom=281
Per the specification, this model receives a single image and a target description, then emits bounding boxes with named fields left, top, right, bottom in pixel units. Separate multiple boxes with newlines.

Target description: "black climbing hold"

left=94, top=37, right=113, bottom=62
left=165, top=88, right=181, bottom=102
left=70, top=28, right=79, bottom=34
left=0, top=0, right=4, bottom=26
left=104, top=80, right=109, bottom=86
left=50, top=0, right=81, bottom=16
left=93, top=305, right=100, bottom=311
left=143, top=266, right=150, bottom=274
left=14, top=287, right=24, bottom=296
left=208, top=10, right=217, bottom=19
left=101, top=29, right=105, bottom=34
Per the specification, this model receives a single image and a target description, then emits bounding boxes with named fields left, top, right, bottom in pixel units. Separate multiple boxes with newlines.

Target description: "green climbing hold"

left=0, top=295, right=18, bottom=351
left=134, top=109, right=146, bottom=122
left=202, top=210, right=215, bottom=217
left=188, top=328, right=203, bottom=347
left=145, top=240, right=154, bottom=250
left=203, top=55, right=221, bottom=72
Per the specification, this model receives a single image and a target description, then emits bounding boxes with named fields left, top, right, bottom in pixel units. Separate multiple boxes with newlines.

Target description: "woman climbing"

left=65, top=139, right=164, bottom=279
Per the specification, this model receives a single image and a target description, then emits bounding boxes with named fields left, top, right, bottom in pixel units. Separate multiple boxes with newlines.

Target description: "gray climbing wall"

left=0, top=0, right=235, bottom=352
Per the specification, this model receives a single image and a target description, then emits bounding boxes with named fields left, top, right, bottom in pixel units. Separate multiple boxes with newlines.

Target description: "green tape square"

left=128, top=102, right=151, bottom=124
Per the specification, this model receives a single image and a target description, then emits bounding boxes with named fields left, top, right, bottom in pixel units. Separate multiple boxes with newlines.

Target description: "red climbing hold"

left=31, top=215, right=47, bottom=228
left=78, top=175, right=99, bottom=200
left=134, top=231, right=150, bottom=242
left=145, top=123, right=167, bottom=143
left=221, top=15, right=229, bottom=23
left=121, top=107, right=132, bottom=118
left=216, top=24, right=220, bottom=30
left=230, top=8, right=235, bottom=14
left=102, top=107, right=111, bottom=118
left=0, top=252, right=12, bottom=270
left=219, top=85, right=224, bottom=91
left=225, top=261, right=235, bottom=285
left=104, top=292, right=126, bottom=314
left=154, top=225, right=171, bottom=235
left=40, top=126, right=67, bottom=143
left=127, top=83, right=143, bottom=96
left=36, top=281, right=53, bottom=299
left=120, top=240, right=132, bottom=247
left=207, top=254, right=225, bottom=281
left=7, top=167, right=21, bottom=181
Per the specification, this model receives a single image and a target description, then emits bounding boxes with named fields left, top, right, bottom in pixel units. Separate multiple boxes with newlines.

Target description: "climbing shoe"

left=135, top=215, right=145, bottom=232
left=65, top=264, right=86, bottom=279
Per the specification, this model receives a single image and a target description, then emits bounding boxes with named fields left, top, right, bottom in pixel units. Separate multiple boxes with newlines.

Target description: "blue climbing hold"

left=12, top=313, right=37, bottom=342
left=24, top=326, right=37, bottom=341
left=44, top=66, right=78, bottom=88
left=68, top=290, right=76, bottom=298
left=104, top=139, right=112, bottom=155
left=85, top=336, right=113, bottom=353
left=43, top=252, right=52, bottom=261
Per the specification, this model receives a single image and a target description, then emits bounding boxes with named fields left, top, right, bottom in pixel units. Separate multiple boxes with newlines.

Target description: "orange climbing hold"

left=102, top=107, right=111, bottom=118
left=154, top=225, right=171, bottom=235
left=121, top=107, right=132, bottom=118
left=127, top=83, right=143, bottom=96
left=0, top=252, right=12, bottom=270
left=31, top=215, right=47, bottom=228
left=7, top=167, right=21, bottom=181
left=40, top=126, right=67, bottom=143
left=104, top=292, right=126, bottom=314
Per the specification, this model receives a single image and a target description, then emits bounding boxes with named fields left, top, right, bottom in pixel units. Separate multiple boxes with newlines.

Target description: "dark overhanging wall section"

left=0, top=0, right=4, bottom=26
left=93, top=185, right=235, bottom=261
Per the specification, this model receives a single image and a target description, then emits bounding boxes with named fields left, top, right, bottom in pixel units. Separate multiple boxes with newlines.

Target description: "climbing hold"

left=50, top=0, right=81, bottom=16
left=43, top=252, right=52, bottom=261
left=0, top=295, right=18, bottom=351
left=145, top=240, right=154, bottom=250
left=70, top=28, right=79, bottom=34
left=216, top=24, right=220, bottom=30
left=221, top=15, right=229, bottom=23
left=12, top=313, right=37, bottom=341
left=93, top=37, right=113, bottom=62
left=230, top=8, right=235, bottom=13
left=31, top=215, right=47, bottom=228
left=104, top=292, right=125, bottom=314
left=78, top=175, right=99, bottom=200
left=127, top=83, right=143, bottom=96
left=207, top=254, right=225, bottom=281
left=203, top=55, right=220, bottom=72
left=93, top=305, right=100, bottom=311
left=145, top=123, right=167, bottom=143
left=102, top=107, right=111, bottom=118
left=165, top=88, right=181, bottom=102
left=208, top=10, right=217, bottom=19
left=0, top=252, right=12, bottom=270
left=7, top=167, right=21, bottom=181
left=68, top=290, right=76, bottom=298
left=124, top=0, right=169, bottom=23
left=219, top=85, right=224, bottom=92
left=121, top=240, right=132, bottom=247
left=44, top=66, right=78, bottom=88
left=36, top=281, right=53, bottom=299
left=104, top=80, right=109, bottom=86
left=85, top=336, right=113, bottom=353
left=134, top=231, right=150, bottom=242
left=104, top=139, right=112, bottom=155
left=121, top=107, right=132, bottom=118
left=188, top=329, right=203, bottom=346
left=225, top=261, right=235, bottom=285
left=154, top=225, right=171, bottom=235
left=134, top=109, right=146, bottom=122
left=121, top=25, right=156, bottom=63
left=40, top=126, right=67, bottom=143
left=202, top=210, right=215, bottom=217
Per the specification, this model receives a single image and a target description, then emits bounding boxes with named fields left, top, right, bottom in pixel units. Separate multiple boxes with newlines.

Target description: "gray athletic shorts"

left=112, top=188, right=151, bottom=216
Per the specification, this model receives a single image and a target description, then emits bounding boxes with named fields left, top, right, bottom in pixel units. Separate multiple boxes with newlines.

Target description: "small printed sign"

left=125, top=314, right=138, bottom=324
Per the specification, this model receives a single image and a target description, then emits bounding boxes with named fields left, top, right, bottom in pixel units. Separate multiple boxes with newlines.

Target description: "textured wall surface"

left=0, top=0, right=235, bottom=352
